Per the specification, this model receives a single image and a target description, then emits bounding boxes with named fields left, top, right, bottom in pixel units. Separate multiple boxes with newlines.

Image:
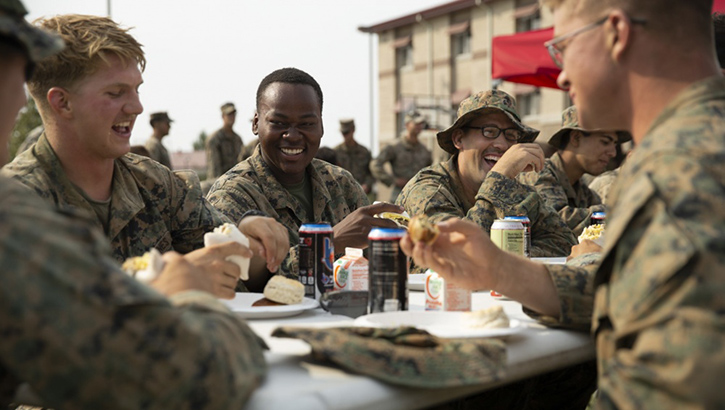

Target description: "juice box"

left=333, top=248, right=368, bottom=291
left=425, top=269, right=471, bottom=311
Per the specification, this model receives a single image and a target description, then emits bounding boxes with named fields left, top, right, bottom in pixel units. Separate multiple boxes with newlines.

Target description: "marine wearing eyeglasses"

left=396, top=89, right=577, bottom=258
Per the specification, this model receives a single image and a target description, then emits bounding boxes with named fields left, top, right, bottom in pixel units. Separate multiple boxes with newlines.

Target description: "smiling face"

left=452, top=111, right=517, bottom=188
left=253, top=82, right=323, bottom=185
left=63, top=53, right=143, bottom=160
left=568, top=130, right=618, bottom=176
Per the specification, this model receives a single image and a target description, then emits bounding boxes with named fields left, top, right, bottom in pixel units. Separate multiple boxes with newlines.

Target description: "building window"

left=396, top=43, right=413, bottom=69
left=516, top=10, right=541, bottom=32
left=516, top=89, right=541, bottom=117
left=451, top=29, right=471, bottom=57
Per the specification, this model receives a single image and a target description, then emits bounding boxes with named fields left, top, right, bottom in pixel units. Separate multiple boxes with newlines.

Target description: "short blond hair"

left=27, top=14, right=145, bottom=107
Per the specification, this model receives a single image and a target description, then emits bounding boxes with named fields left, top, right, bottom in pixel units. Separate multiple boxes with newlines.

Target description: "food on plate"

left=204, top=222, right=251, bottom=280
left=262, top=275, right=305, bottom=305
left=409, top=215, right=440, bottom=244
left=376, top=211, right=410, bottom=228
left=578, top=224, right=605, bottom=246
left=121, top=248, right=164, bottom=283
left=251, top=298, right=284, bottom=307
left=464, top=305, right=510, bottom=329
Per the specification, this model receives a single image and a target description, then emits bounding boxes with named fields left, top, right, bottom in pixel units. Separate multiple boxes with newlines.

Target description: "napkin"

left=271, top=326, right=506, bottom=388
left=204, top=223, right=251, bottom=280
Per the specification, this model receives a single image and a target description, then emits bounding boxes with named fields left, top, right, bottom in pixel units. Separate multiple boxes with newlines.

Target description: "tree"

left=10, top=97, right=42, bottom=160
left=192, top=131, right=208, bottom=151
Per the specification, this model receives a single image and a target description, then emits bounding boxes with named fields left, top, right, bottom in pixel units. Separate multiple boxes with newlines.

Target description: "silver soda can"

left=490, top=219, right=524, bottom=256
left=367, top=228, right=408, bottom=313
left=298, top=223, right=335, bottom=300
left=504, top=216, right=531, bottom=258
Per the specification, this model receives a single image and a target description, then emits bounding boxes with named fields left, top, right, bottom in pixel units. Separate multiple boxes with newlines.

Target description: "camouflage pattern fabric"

left=519, top=152, right=605, bottom=236
left=397, top=155, right=577, bottom=259
left=587, top=169, right=619, bottom=205
left=0, top=175, right=266, bottom=409
left=206, top=128, right=243, bottom=178
left=271, top=326, right=506, bottom=388
left=539, top=76, right=725, bottom=408
left=207, top=146, right=369, bottom=277
left=334, top=141, right=375, bottom=188
left=144, top=137, right=171, bottom=168
left=238, top=138, right=259, bottom=162
left=0, top=0, right=64, bottom=64
left=2, top=134, right=228, bottom=264
left=370, top=138, right=432, bottom=202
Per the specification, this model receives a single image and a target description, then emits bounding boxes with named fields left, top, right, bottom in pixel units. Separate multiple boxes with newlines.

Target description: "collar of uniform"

left=105, top=157, right=146, bottom=240
left=549, top=152, right=578, bottom=201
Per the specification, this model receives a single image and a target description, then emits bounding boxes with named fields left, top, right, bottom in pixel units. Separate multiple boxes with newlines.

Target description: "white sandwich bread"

left=204, top=223, right=251, bottom=281
left=121, top=248, right=164, bottom=284
left=465, top=305, right=510, bottom=329
left=263, top=275, right=305, bottom=305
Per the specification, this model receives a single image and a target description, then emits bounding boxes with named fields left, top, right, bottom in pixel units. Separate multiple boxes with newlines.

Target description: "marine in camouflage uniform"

left=334, top=119, right=375, bottom=193
left=144, top=112, right=173, bottom=168
left=2, top=134, right=228, bottom=264
left=397, top=90, right=577, bottom=257
left=536, top=76, right=725, bottom=409
left=370, top=110, right=432, bottom=202
left=518, top=106, right=630, bottom=235
left=208, top=146, right=369, bottom=277
left=207, top=102, right=243, bottom=178
left=0, top=3, right=265, bottom=408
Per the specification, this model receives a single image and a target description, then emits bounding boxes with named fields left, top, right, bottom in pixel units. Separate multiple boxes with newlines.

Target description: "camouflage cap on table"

left=0, top=0, right=64, bottom=63
left=437, top=90, right=539, bottom=154
left=547, top=106, right=632, bottom=149
left=272, top=326, right=506, bottom=388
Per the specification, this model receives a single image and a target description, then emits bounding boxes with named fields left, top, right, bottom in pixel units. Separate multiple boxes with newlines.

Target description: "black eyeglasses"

left=461, top=125, right=524, bottom=142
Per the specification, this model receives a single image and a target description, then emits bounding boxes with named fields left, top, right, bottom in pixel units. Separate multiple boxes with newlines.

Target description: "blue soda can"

left=298, top=223, right=334, bottom=300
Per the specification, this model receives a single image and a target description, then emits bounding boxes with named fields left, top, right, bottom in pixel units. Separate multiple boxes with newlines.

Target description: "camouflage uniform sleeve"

left=523, top=263, right=596, bottom=331
left=363, top=150, right=376, bottom=188
left=370, top=145, right=396, bottom=186
left=396, top=172, right=466, bottom=223
left=167, top=170, right=229, bottom=253
left=206, top=133, right=223, bottom=179
left=472, top=172, right=577, bottom=256
left=0, top=180, right=266, bottom=409
left=526, top=170, right=606, bottom=236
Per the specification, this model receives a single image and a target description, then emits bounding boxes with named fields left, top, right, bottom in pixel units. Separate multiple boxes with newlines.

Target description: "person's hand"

left=333, top=202, right=402, bottom=250
left=395, top=177, right=408, bottom=189
left=151, top=252, right=214, bottom=297
left=184, top=242, right=254, bottom=299
left=237, top=216, right=289, bottom=273
left=567, top=239, right=603, bottom=261
left=490, top=143, right=545, bottom=179
left=400, top=218, right=503, bottom=291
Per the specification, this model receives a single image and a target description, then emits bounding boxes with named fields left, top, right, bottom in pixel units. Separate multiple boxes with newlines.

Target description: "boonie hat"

left=547, top=106, right=632, bottom=149
left=0, top=0, right=64, bottom=63
left=339, top=118, right=355, bottom=134
left=437, top=90, right=539, bottom=155
left=149, top=112, right=173, bottom=125
left=221, top=102, right=237, bottom=115
left=404, top=110, right=427, bottom=125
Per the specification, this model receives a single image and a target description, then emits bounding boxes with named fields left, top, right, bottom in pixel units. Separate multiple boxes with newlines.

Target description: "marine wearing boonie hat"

left=0, top=0, right=64, bottom=72
left=339, top=118, right=355, bottom=134
left=221, top=102, right=237, bottom=115
left=547, top=106, right=632, bottom=149
left=436, top=90, right=539, bottom=155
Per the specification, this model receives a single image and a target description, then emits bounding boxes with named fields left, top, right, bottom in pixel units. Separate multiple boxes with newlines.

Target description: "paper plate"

left=354, top=310, right=523, bottom=339
left=221, top=293, right=319, bottom=319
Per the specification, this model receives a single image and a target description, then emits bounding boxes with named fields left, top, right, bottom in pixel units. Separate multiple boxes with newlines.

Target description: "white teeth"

left=282, top=148, right=303, bottom=155
left=484, top=155, right=499, bottom=162
left=114, top=121, right=131, bottom=127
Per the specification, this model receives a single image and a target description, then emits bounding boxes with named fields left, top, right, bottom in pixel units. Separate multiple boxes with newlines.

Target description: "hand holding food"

left=409, top=215, right=440, bottom=244
left=122, top=248, right=164, bottom=283
left=204, top=223, right=251, bottom=280
left=578, top=224, right=605, bottom=247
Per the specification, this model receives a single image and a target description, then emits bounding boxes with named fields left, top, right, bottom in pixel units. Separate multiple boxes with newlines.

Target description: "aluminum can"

left=298, top=223, right=334, bottom=300
left=367, top=228, right=408, bottom=313
left=591, top=211, right=606, bottom=226
left=490, top=219, right=524, bottom=256
left=504, top=215, right=531, bottom=258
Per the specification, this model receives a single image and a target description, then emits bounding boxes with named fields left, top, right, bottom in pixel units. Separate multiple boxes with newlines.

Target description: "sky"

left=25, top=0, right=447, bottom=155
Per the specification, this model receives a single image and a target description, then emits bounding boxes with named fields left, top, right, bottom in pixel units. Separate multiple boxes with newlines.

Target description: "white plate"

left=531, top=257, right=567, bottom=264
left=408, top=274, right=425, bottom=291
left=221, top=293, right=319, bottom=319
left=354, top=310, right=523, bottom=339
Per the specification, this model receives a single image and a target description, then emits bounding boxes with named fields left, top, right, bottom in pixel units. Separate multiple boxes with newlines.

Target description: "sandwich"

left=121, top=248, right=164, bottom=283
left=409, top=215, right=440, bottom=245
left=204, top=223, right=251, bottom=280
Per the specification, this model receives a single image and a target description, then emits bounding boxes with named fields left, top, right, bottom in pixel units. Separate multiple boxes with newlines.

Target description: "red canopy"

left=491, top=27, right=560, bottom=89
left=492, top=2, right=725, bottom=89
